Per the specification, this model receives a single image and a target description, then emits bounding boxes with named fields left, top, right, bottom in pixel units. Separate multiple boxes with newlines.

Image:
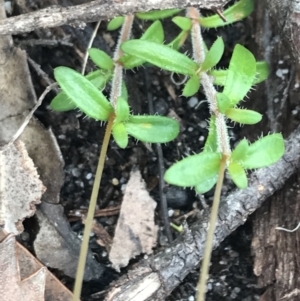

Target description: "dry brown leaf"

left=21, top=118, right=64, bottom=204
left=109, top=169, right=158, bottom=271
left=0, top=233, right=46, bottom=301
left=0, top=230, right=74, bottom=301
left=0, top=1, right=36, bottom=149
left=0, top=140, right=45, bottom=234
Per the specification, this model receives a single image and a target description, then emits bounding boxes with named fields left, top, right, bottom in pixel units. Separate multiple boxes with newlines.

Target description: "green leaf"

left=115, top=97, right=130, bottom=123
left=124, top=115, right=179, bottom=143
left=231, top=138, right=249, bottom=162
left=112, top=123, right=129, bottom=149
left=121, top=81, right=128, bottom=101
left=210, top=61, right=268, bottom=86
left=172, top=16, right=192, bottom=31
left=210, top=69, right=227, bottom=86
left=54, top=66, right=113, bottom=120
left=107, top=16, right=125, bottom=31
left=120, top=21, right=165, bottom=69
left=50, top=70, right=111, bottom=112
left=241, top=133, right=285, bottom=169
left=182, top=75, right=200, bottom=97
left=88, top=48, right=114, bottom=70
left=204, top=116, right=218, bottom=152
left=121, top=40, right=199, bottom=76
left=217, top=93, right=231, bottom=114
left=195, top=177, right=217, bottom=194
left=201, top=37, right=224, bottom=71
left=164, top=152, right=221, bottom=187
left=167, top=30, right=189, bottom=50
left=228, top=161, right=248, bottom=188
left=223, top=44, right=256, bottom=106
left=199, top=0, right=254, bottom=28
left=50, top=93, right=76, bottom=112
left=136, top=9, right=182, bottom=20
left=225, top=108, right=262, bottom=124
left=255, top=61, right=269, bottom=84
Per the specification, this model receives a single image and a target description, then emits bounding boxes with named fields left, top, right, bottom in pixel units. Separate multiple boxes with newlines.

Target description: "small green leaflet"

left=225, top=108, right=262, bottom=124
left=201, top=37, right=224, bottom=72
left=199, top=0, right=254, bottom=28
left=115, top=97, right=130, bottom=123
left=182, top=75, right=200, bottom=97
left=164, top=152, right=221, bottom=187
left=228, top=161, right=248, bottom=188
left=50, top=70, right=111, bottom=112
left=119, top=21, right=165, bottom=69
left=121, top=40, right=199, bottom=76
left=107, top=16, right=125, bottom=31
left=88, top=49, right=114, bottom=70
left=216, top=93, right=231, bottom=114
left=112, top=123, right=128, bottom=149
left=136, top=9, right=182, bottom=20
left=231, top=138, right=249, bottom=162
left=124, top=115, right=180, bottom=143
left=172, top=16, right=192, bottom=31
left=241, top=133, right=285, bottom=169
left=210, top=61, right=269, bottom=86
left=255, top=61, right=270, bottom=84
left=168, top=31, right=188, bottom=50
left=54, top=67, right=113, bottom=121
left=203, top=116, right=218, bottom=153
left=223, top=44, right=256, bottom=106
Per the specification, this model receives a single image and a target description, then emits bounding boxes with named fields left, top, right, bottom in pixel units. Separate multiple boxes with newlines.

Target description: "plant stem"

left=110, top=14, right=134, bottom=108
left=196, top=155, right=227, bottom=301
left=72, top=114, right=114, bottom=301
left=187, top=6, right=231, bottom=301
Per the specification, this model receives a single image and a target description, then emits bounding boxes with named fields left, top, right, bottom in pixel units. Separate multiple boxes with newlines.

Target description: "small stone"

left=154, top=98, right=169, bottom=115
left=21, top=231, right=30, bottom=241
left=72, top=168, right=81, bottom=177
left=86, top=173, right=92, bottom=180
left=188, top=96, right=198, bottom=108
left=112, top=178, right=119, bottom=185
left=166, top=186, right=189, bottom=208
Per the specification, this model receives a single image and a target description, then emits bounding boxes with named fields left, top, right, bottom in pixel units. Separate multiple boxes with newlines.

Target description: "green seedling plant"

left=49, top=1, right=285, bottom=300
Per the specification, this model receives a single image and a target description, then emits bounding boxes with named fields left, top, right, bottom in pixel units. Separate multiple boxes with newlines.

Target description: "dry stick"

left=0, top=0, right=231, bottom=36
left=144, top=69, right=173, bottom=243
left=187, top=6, right=230, bottom=301
left=81, top=20, right=101, bottom=75
left=72, top=115, right=114, bottom=301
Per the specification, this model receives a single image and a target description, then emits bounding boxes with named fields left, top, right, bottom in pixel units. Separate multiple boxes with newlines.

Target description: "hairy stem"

left=110, top=14, right=134, bottom=108
left=196, top=155, right=227, bottom=301
left=187, top=6, right=231, bottom=300
left=72, top=114, right=114, bottom=301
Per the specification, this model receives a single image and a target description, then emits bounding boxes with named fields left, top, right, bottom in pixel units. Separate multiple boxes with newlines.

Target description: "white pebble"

left=188, top=97, right=199, bottom=108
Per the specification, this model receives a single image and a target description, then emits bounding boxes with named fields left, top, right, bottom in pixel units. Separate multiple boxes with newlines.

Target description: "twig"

left=0, top=0, right=230, bottom=36
left=81, top=20, right=101, bottom=75
left=144, top=69, right=173, bottom=243
left=104, top=124, right=300, bottom=301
